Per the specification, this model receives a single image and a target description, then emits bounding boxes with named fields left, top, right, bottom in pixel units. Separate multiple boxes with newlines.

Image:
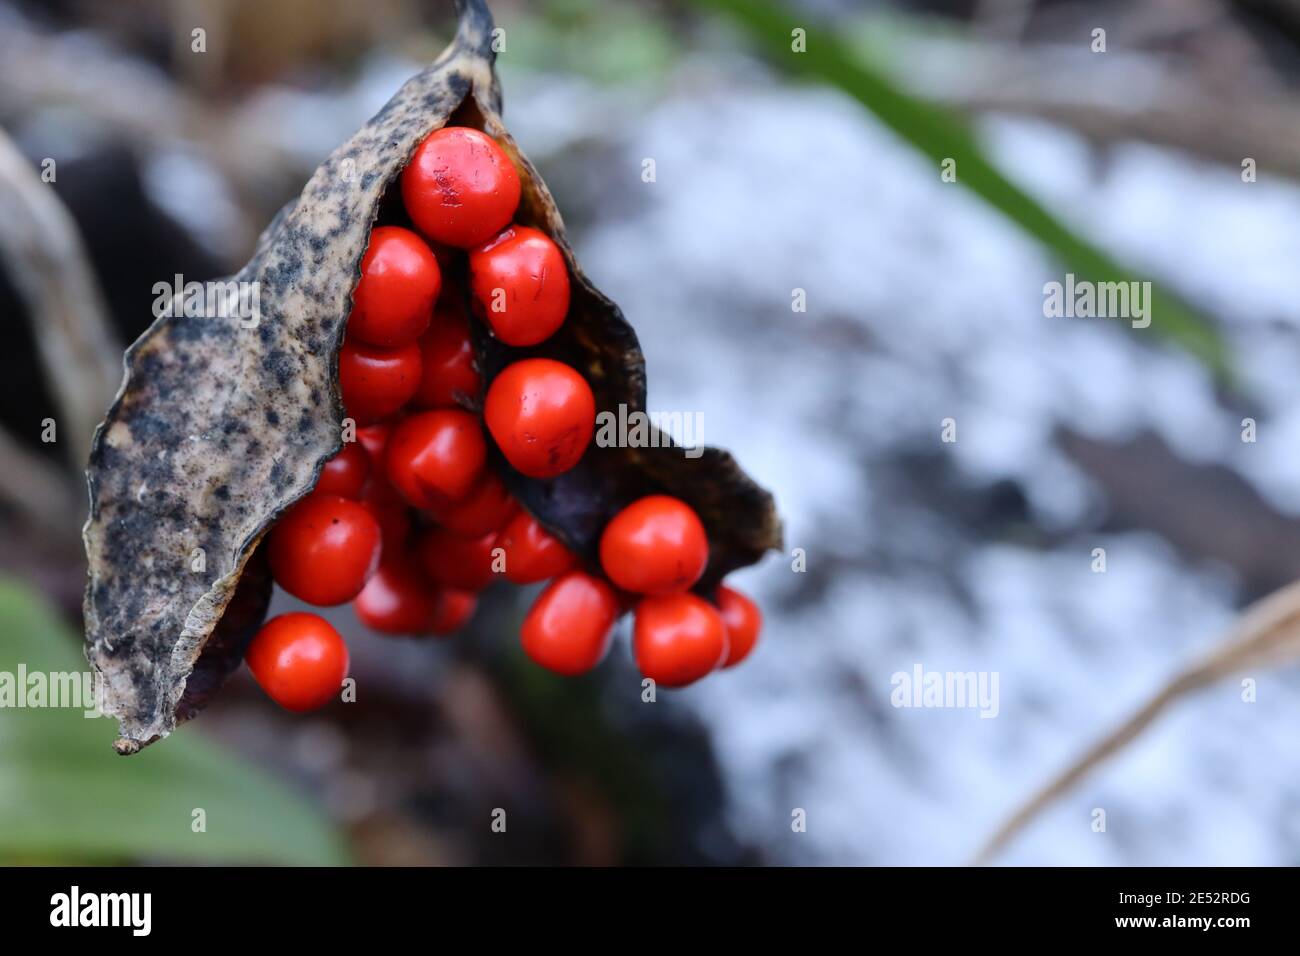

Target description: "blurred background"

left=3, top=0, right=1300, bottom=866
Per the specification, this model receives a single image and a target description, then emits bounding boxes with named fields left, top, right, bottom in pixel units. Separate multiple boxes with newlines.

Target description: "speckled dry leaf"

left=84, top=0, right=781, bottom=754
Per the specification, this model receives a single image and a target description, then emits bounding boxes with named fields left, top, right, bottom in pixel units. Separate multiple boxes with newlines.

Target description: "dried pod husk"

left=83, top=0, right=781, bottom=754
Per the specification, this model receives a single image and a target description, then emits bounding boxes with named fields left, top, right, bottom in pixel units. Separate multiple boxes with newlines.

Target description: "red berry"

left=338, top=337, right=422, bottom=424
left=470, top=226, right=570, bottom=346
left=495, top=511, right=576, bottom=584
left=353, top=555, right=439, bottom=635
left=521, top=571, right=618, bottom=676
left=429, top=470, right=517, bottom=538
left=430, top=587, right=478, bottom=635
left=268, top=494, right=382, bottom=605
left=385, top=409, right=486, bottom=509
left=356, top=423, right=392, bottom=482
left=401, top=126, right=521, bottom=248
left=412, top=306, right=481, bottom=409
left=717, top=584, right=761, bottom=668
left=416, top=526, right=498, bottom=591
left=361, top=489, right=411, bottom=558
left=599, top=495, right=709, bottom=596
left=484, top=358, right=595, bottom=479
left=269, top=494, right=382, bottom=605
left=314, top=441, right=370, bottom=499
left=348, top=225, right=440, bottom=348
left=246, top=612, right=349, bottom=712
left=633, top=593, right=728, bottom=688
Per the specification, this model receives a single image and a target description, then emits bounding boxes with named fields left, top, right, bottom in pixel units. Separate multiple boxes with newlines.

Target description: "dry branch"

left=0, top=128, right=122, bottom=472
left=0, top=425, right=82, bottom=538
left=901, top=36, right=1300, bottom=181
left=972, top=577, right=1300, bottom=864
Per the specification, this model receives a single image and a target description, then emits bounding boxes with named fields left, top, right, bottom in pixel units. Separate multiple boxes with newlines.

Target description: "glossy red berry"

left=338, top=337, right=422, bottom=424
left=353, top=555, right=439, bottom=635
left=633, top=593, right=728, bottom=688
left=521, top=571, right=618, bottom=676
left=599, top=495, right=709, bottom=596
left=246, top=612, right=349, bottom=712
left=495, top=511, right=576, bottom=584
left=429, top=470, right=517, bottom=538
left=268, top=494, right=382, bottom=606
left=401, top=126, right=521, bottom=248
left=314, top=441, right=370, bottom=499
left=470, top=226, right=570, bottom=346
left=412, top=306, right=482, bottom=409
left=484, top=358, right=595, bottom=479
left=430, top=587, right=478, bottom=635
left=416, top=526, right=498, bottom=591
left=348, top=225, right=440, bottom=348
left=385, top=409, right=486, bottom=509
left=717, top=584, right=761, bottom=668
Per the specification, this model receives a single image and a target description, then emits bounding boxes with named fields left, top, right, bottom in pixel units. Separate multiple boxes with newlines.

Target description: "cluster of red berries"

left=244, top=127, right=762, bottom=713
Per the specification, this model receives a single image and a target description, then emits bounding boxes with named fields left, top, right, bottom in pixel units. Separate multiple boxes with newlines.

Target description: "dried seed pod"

left=83, top=0, right=782, bottom=754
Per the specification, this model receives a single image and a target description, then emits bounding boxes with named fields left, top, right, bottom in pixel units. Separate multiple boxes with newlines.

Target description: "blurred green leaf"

left=499, top=0, right=678, bottom=85
left=0, top=578, right=349, bottom=865
left=692, top=0, right=1233, bottom=382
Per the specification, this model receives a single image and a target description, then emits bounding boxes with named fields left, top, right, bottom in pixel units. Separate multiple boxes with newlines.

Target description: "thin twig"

left=0, top=127, right=123, bottom=470
left=0, top=9, right=305, bottom=251
left=898, top=36, right=1300, bottom=181
left=0, top=425, right=82, bottom=539
left=971, top=577, right=1300, bottom=864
